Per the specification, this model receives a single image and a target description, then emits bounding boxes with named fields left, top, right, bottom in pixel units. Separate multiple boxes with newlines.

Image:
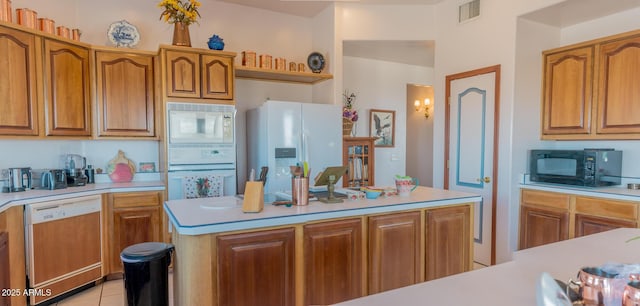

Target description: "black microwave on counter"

left=529, top=149, right=622, bottom=187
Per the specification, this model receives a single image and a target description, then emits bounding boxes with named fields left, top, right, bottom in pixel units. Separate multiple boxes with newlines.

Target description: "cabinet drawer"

left=112, top=192, right=161, bottom=209
left=575, top=196, right=638, bottom=220
left=521, top=189, right=570, bottom=210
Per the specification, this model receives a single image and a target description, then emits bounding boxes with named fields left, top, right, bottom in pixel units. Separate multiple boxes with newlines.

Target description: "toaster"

left=32, top=169, right=67, bottom=190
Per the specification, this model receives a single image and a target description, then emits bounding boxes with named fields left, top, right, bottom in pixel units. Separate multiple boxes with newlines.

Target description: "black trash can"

left=121, top=242, right=174, bottom=306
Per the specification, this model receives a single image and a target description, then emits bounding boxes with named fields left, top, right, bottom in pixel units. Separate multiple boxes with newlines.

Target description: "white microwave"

left=167, top=102, right=235, bottom=144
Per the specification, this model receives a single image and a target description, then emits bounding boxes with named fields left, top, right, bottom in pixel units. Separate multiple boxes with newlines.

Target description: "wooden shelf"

left=235, top=66, right=333, bottom=84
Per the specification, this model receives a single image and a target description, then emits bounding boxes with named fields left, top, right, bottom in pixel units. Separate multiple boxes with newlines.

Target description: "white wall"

left=343, top=56, right=432, bottom=186
left=406, top=84, right=434, bottom=187
left=0, top=140, right=159, bottom=173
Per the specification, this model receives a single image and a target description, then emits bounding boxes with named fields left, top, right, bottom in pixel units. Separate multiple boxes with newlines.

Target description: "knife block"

left=243, top=181, right=264, bottom=213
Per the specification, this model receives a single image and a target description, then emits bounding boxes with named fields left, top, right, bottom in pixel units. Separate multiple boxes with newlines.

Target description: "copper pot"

left=624, top=281, right=640, bottom=306
left=56, top=26, right=69, bottom=39
left=16, top=8, right=37, bottom=29
left=71, top=28, right=81, bottom=41
left=570, top=267, right=626, bottom=305
left=0, top=0, right=11, bottom=22
left=38, top=18, right=54, bottom=34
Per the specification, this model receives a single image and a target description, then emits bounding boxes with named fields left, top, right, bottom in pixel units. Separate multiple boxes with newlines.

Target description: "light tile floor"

left=53, top=272, right=173, bottom=306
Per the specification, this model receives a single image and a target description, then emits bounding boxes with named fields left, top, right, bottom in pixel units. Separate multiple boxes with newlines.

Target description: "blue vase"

left=207, top=35, right=225, bottom=50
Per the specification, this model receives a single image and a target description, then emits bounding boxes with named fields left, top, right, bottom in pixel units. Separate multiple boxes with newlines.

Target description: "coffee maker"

left=1, top=167, right=32, bottom=192
left=64, top=154, right=88, bottom=186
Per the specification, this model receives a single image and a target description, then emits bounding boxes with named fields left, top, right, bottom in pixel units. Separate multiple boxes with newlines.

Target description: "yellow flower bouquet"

left=158, top=0, right=201, bottom=26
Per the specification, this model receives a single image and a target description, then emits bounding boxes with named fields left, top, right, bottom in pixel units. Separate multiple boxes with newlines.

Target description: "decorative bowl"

left=364, top=189, right=382, bottom=199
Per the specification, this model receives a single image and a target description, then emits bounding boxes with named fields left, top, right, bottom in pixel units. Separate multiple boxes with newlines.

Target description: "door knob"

left=476, top=177, right=491, bottom=183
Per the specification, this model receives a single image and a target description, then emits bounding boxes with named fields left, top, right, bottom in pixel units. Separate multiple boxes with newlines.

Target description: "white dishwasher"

left=25, top=195, right=102, bottom=305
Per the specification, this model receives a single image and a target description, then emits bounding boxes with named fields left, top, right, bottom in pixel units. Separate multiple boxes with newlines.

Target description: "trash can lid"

left=120, top=242, right=174, bottom=263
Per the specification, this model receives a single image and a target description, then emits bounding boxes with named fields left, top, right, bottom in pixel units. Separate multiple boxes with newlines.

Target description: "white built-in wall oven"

left=166, top=102, right=237, bottom=200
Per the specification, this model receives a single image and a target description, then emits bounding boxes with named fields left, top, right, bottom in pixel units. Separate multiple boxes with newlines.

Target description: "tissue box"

left=344, top=189, right=365, bottom=201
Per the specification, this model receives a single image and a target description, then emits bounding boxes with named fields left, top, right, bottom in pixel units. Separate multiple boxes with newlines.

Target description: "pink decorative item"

left=107, top=150, right=135, bottom=183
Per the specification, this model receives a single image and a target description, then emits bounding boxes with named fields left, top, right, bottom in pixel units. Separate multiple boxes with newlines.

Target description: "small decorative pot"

left=207, top=34, right=224, bottom=50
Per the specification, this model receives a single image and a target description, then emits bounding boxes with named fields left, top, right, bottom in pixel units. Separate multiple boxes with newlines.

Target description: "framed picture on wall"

left=369, top=109, right=395, bottom=147
left=139, top=162, right=156, bottom=172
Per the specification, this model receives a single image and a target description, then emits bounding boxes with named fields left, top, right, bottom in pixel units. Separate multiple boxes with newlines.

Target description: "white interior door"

left=446, top=67, right=499, bottom=267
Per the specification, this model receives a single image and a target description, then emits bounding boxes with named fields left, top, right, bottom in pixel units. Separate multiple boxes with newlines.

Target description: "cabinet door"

left=368, top=212, right=421, bottom=294
left=43, top=39, right=91, bottom=136
left=596, top=35, right=640, bottom=134
left=201, top=54, right=233, bottom=100
left=0, top=27, right=39, bottom=136
left=304, top=218, right=363, bottom=305
left=343, top=137, right=376, bottom=187
left=519, top=205, right=569, bottom=250
left=425, top=205, right=471, bottom=280
left=111, top=206, right=161, bottom=273
left=217, top=228, right=295, bottom=306
left=95, top=51, right=155, bottom=137
left=165, top=50, right=200, bottom=98
left=541, top=46, right=594, bottom=136
left=575, top=214, right=637, bottom=237
left=0, top=232, right=9, bottom=306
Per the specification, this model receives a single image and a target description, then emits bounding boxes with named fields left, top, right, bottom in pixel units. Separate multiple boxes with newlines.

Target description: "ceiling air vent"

left=459, top=0, right=480, bottom=23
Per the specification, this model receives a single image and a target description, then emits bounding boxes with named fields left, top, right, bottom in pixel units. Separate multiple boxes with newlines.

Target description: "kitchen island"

left=333, top=227, right=640, bottom=305
left=165, top=186, right=482, bottom=306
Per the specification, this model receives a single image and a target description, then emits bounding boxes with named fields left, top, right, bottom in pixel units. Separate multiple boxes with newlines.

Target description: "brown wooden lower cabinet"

left=425, top=205, right=472, bottom=280
left=368, top=211, right=421, bottom=294
left=171, top=203, right=474, bottom=306
left=519, top=189, right=640, bottom=250
left=304, top=218, right=363, bottom=305
left=575, top=214, right=637, bottom=237
left=0, top=231, right=9, bottom=306
left=0, top=206, right=26, bottom=306
left=107, top=191, right=163, bottom=274
left=519, top=205, right=570, bottom=250
left=217, top=228, right=295, bottom=306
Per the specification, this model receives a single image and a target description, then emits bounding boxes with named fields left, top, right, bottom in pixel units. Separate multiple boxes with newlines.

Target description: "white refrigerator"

left=246, top=100, right=342, bottom=195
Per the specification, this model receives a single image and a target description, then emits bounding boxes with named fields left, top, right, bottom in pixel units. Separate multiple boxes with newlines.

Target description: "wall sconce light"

left=414, top=98, right=431, bottom=118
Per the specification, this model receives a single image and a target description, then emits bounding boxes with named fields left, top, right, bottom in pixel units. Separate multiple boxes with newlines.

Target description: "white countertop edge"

left=520, top=183, right=640, bottom=201
left=0, top=183, right=165, bottom=213
left=166, top=196, right=482, bottom=236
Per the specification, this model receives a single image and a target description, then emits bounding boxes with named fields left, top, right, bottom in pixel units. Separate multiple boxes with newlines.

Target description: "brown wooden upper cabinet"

left=0, top=26, right=39, bottom=136
left=596, top=34, right=640, bottom=135
left=164, top=47, right=234, bottom=101
left=541, top=46, right=593, bottom=136
left=541, top=29, right=640, bottom=140
left=43, top=39, right=91, bottom=137
left=95, top=49, right=157, bottom=138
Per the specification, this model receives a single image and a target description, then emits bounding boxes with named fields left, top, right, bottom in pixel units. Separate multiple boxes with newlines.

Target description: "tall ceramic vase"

left=172, top=22, right=191, bottom=47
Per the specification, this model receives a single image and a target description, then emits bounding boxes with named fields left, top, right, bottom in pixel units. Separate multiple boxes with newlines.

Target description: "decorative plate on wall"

left=307, top=52, right=325, bottom=73
left=107, top=20, right=140, bottom=48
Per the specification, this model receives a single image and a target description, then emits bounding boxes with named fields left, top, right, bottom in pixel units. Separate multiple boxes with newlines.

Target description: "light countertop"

left=521, top=182, right=640, bottom=201
left=333, top=227, right=640, bottom=306
left=0, top=180, right=165, bottom=213
left=164, top=186, right=482, bottom=235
